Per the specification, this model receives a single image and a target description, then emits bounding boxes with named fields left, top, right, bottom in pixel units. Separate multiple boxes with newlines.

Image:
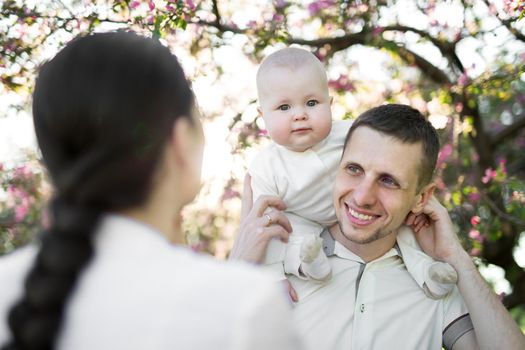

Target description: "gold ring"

left=264, top=213, right=272, bottom=226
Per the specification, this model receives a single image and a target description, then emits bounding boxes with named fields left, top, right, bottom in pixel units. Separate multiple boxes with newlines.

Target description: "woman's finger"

left=251, top=195, right=287, bottom=217
left=263, top=210, right=292, bottom=233
left=262, top=225, right=292, bottom=243
left=240, top=174, right=253, bottom=221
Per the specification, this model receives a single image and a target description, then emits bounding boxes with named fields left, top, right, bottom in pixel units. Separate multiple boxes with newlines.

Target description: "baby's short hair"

left=256, top=47, right=327, bottom=92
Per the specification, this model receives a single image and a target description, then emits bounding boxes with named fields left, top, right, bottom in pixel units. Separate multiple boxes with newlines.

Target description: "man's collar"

left=320, top=227, right=402, bottom=263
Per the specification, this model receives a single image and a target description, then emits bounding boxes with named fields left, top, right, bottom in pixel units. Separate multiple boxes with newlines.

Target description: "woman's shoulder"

left=0, top=244, right=39, bottom=345
left=0, top=244, right=38, bottom=282
left=169, top=248, right=280, bottom=290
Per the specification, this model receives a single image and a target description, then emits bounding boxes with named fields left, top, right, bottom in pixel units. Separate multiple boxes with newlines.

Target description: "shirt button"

left=360, top=304, right=365, bottom=313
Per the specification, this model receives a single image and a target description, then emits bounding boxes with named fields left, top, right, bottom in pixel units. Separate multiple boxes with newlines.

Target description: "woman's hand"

left=229, top=175, right=292, bottom=263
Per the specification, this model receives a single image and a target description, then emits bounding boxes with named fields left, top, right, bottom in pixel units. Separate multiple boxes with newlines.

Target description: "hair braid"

left=4, top=198, right=101, bottom=349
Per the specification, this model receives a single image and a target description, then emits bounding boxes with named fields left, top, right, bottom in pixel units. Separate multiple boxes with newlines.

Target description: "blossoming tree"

left=1, top=0, right=525, bottom=317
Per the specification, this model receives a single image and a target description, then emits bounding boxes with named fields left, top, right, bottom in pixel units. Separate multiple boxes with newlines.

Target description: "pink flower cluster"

left=7, top=186, right=31, bottom=223
left=274, top=0, right=287, bottom=9
left=504, top=0, right=525, bottom=15
left=307, top=0, right=335, bottom=16
left=481, top=167, right=497, bottom=184
left=436, top=143, right=453, bottom=168
left=328, top=74, right=355, bottom=92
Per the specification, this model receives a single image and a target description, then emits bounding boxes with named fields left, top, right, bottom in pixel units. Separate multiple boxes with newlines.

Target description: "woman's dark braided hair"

left=2, top=31, right=194, bottom=350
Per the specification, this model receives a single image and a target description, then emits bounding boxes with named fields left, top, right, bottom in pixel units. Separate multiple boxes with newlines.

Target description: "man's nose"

left=353, top=178, right=377, bottom=208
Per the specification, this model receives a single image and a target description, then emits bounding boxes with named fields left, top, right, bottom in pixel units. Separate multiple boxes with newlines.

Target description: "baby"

left=249, top=47, right=457, bottom=298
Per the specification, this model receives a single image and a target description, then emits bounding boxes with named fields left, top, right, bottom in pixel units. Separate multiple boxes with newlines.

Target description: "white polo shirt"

left=289, top=229, right=473, bottom=350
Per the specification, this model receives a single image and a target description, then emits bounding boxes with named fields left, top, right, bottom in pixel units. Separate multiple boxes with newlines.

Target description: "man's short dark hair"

left=343, top=104, right=440, bottom=192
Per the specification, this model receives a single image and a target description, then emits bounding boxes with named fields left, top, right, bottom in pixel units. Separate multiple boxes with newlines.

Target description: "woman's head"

left=33, top=30, right=202, bottom=211
left=5, top=31, right=203, bottom=349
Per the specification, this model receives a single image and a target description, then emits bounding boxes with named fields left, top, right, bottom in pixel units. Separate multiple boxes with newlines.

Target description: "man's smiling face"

left=332, top=126, right=429, bottom=253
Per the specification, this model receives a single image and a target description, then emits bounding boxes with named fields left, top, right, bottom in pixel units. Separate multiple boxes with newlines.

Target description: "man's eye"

left=278, top=104, right=290, bottom=111
left=306, top=100, right=318, bottom=107
left=380, top=176, right=398, bottom=187
left=347, top=165, right=362, bottom=175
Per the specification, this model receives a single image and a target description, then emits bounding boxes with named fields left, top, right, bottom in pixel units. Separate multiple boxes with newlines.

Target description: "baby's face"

left=258, top=63, right=332, bottom=152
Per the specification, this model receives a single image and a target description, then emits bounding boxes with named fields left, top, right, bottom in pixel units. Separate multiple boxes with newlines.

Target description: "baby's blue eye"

left=307, top=100, right=318, bottom=107
left=278, top=104, right=290, bottom=111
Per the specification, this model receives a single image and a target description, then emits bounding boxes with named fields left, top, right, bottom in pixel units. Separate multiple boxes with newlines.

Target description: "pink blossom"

left=15, top=204, right=29, bottom=222
left=16, top=165, right=33, bottom=180
left=130, top=0, right=140, bottom=9
left=274, top=0, right=287, bottom=9
left=222, top=188, right=240, bottom=201
left=190, top=242, right=205, bottom=252
left=468, top=192, right=480, bottom=203
left=458, top=72, right=469, bottom=86
left=148, top=1, right=155, bottom=11
left=481, top=167, right=497, bottom=184
left=246, top=20, right=258, bottom=29
left=498, top=159, right=507, bottom=175
left=307, top=0, right=334, bottom=16
left=469, top=247, right=481, bottom=256
left=272, top=13, right=284, bottom=23
left=470, top=215, right=480, bottom=226
left=185, top=0, right=196, bottom=11
left=166, top=5, right=174, bottom=11
left=258, top=129, right=268, bottom=137
left=435, top=177, right=446, bottom=190
left=437, top=143, right=453, bottom=167
left=328, top=74, right=355, bottom=92
left=468, top=229, right=481, bottom=240
left=372, top=27, right=384, bottom=37
left=146, top=15, right=155, bottom=24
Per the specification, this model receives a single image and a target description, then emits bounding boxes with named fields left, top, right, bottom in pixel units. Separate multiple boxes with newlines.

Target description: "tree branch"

left=288, top=32, right=451, bottom=86
left=482, top=0, right=525, bottom=42
left=480, top=191, right=525, bottom=227
left=382, top=25, right=465, bottom=72
left=386, top=42, right=452, bottom=85
left=491, top=115, right=525, bottom=146
left=288, top=32, right=367, bottom=50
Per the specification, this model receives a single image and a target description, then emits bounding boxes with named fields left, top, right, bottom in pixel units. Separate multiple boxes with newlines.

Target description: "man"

left=231, top=104, right=525, bottom=350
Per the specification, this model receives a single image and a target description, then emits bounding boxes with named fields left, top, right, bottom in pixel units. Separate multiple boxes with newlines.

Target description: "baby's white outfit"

left=249, top=119, right=457, bottom=298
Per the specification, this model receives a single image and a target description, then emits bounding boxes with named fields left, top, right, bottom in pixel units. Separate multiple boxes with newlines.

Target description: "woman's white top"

left=0, top=215, right=300, bottom=349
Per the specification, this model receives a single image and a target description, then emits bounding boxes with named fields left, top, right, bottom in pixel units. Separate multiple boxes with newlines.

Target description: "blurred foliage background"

left=1, top=0, right=524, bottom=326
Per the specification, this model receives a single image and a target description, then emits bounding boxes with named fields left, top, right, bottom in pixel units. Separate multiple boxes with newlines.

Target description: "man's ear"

left=411, top=183, right=436, bottom=214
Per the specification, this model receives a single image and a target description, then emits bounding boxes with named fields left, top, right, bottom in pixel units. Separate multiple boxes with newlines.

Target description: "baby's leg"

left=299, top=235, right=331, bottom=281
left=397, top=226, right=457, bottom=299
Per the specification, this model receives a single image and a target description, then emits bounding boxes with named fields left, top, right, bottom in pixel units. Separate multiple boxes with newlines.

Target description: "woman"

left=0, top=31, right=299, bottom=350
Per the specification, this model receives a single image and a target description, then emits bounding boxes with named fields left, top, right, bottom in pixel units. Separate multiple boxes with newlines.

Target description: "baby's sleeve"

left=248, top=147, right=280, bottom=203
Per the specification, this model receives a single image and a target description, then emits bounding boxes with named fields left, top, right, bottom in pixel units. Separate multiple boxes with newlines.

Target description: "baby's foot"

left=300, top=236, right=322, bottom=263
left=423, top=262, right=458, bottom=299
left=299, top=236, right=331, bottom=281
left=429, top=262, right=458, bottom=284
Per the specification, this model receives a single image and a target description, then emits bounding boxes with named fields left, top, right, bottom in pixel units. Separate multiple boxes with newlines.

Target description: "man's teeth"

left=349, top=208, right=374, bottom=221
